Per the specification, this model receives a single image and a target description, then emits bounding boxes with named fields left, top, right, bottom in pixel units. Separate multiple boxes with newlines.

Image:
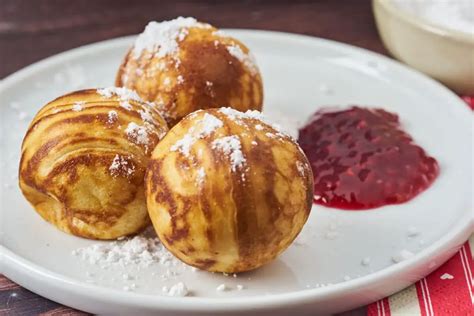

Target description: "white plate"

left=0, top=30, right=472, bottom=316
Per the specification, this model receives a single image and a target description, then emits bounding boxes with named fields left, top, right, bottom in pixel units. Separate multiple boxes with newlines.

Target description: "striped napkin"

left=462, top=96, right=474, bottom=111
left=367, top=97, right=473, bottom=315
left=367, top=235, right=473, bottom=316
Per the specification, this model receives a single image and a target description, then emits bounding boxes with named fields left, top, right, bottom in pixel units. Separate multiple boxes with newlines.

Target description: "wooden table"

left=0, top=0, right=387, bottom=314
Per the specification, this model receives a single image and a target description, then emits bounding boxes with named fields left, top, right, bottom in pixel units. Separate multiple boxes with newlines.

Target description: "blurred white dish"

left=373, top=0, right=474, bottom=94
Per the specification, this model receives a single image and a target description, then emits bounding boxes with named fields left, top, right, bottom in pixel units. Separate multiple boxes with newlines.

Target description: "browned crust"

left=116, top=26, right=264, bottom=126
left=19, top=89, right=168, bottom=240
left=145, top=108, right=313, bottom=272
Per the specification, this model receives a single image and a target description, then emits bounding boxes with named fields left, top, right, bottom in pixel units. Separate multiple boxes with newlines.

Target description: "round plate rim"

left=1, top=29, right=472, bottom=313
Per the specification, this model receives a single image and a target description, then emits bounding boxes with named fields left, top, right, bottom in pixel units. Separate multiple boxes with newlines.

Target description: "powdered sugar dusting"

left=72, top=101, right=85, bottom=111
left=109, top=154, right=135, bottom=177
left=226, top=44, right=258, bottom=75
left=170, top=113, right=223, bottom=156
left=296, top=161, right=306, bottom=177
left=216, top=283, right=229, bottom=292
left=218, top=107, right=292, bottom=139
left=120, top=101, right=132, bottom=110
left=361, top=257, right=371, bottom=266
left=125, top=122, right=149, bottom=146
left=97, top=87, right=158, bottom=119
left=108, top=110, right=118, bottom=123
left=73, top=235, right=179, bottom=268
left=196, top=167, right=206, bottom=185
left=218, top=107, right=256, bottom=121
left=72, top=230, right=198, bottom=295
left=97, top=87, right=142, bottom=103
left=139, top=109, right=154, bottom=123
left=170, top=134, right=195, bottom=157
left=212, top=135, right=246, bottom=172
left=132, top=17, right=210, bottom=59
left=199, top=113, right=224, bottom=135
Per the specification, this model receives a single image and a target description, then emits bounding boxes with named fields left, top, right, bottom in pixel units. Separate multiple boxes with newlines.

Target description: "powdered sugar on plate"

left=392, top=249, right=415, bottom=263
left=73, top=231, right=183, bottom=270
left=132, top=17, right=210, bottom=59
left=216, top=283, right=229, bottom=292
left=407, top=226, right=420, bottom=237
left=166, top=282, right=189, bottom=297
left=361, top=257, right=371, bottom=266
left=72, top=229, right=196, bottom=296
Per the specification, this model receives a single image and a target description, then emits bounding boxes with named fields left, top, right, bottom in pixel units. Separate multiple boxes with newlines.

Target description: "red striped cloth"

left=367, top=237, right=473, bottom=316
left=367, top=97, right=474, bottom=315
left=462, top=97, right=474, bottom=110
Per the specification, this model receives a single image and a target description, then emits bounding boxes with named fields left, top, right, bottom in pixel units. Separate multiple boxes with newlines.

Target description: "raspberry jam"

left=298, top=107, right=439, bottom=210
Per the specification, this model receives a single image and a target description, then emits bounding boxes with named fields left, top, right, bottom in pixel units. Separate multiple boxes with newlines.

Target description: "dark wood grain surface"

left=0, top=0, right=386, bottom=314
left=0, top=0, right=388, bottom=79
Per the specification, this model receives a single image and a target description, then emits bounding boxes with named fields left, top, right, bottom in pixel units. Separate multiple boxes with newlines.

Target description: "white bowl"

left=373, top=0, right=474, bottom=94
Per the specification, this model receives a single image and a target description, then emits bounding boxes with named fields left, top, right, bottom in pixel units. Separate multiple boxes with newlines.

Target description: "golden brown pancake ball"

left=19, top=88, right=168, bottom=239
left=145, top=108, right=313, bottom=273
left=116, top=17, right=264, bottom=126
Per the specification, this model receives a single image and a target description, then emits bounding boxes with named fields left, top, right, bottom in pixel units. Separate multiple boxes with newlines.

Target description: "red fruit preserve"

left=298, top=106, right=439, bottom=210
